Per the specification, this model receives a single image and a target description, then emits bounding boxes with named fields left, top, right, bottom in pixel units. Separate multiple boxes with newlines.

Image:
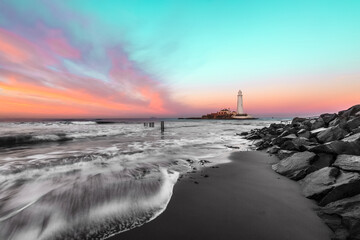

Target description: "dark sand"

left=109, top=151, right=332, bottom=240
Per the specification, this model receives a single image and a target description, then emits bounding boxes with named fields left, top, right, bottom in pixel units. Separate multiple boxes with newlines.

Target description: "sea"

left=0, top=118, right=283, bottom=240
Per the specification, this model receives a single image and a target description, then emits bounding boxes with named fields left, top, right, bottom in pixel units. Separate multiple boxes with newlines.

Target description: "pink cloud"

left=0, top=28, right=57, bottom=65
left=0, top=27, right=189, bottom=118
left=39, top=24, right=81, bottom=59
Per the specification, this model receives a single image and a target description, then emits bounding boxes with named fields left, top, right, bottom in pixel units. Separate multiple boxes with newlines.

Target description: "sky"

left=0, top=0, right=359, bottom=118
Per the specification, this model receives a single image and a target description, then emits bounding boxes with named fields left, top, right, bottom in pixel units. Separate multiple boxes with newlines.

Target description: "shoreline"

left=109, top=151, right=331, bottom=240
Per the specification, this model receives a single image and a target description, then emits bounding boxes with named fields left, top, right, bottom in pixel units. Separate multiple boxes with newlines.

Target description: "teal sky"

left=71, top=0, right=360, bottom=76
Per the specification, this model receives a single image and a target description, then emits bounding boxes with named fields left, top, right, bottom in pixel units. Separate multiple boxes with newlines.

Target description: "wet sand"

left=109, top=151, right=332, bottom=240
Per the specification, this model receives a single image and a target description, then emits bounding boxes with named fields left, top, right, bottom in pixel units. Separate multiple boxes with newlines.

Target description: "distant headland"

left=179, top=90, right=258, bottom=120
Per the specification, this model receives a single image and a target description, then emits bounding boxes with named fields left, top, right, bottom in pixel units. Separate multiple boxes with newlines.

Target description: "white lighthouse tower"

left=232, top=89, right=256, bottom=119
left=237, top=90, right=244, bottom=114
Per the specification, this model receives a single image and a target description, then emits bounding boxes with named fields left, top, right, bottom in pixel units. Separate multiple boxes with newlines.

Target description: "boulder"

left=320, top=113, right=338, bottom=126
left=302, top=119, right=313, bottom=129
left=308, top=137, right=319, bottom=144
left=309, top=141, right=347, bottom=155
left=342, top=132, right=360, bottom=143
left=297, top=129, right=311, bottom=139
left=278, top=131, right=295, bottom=138
left=338, top=104, right=360, bottom=119
left=280, top=140, right=298, bottom=151
left=312, top=153, right=335, bottom=169
left=300, top=167, right=340, bottom=200
left=255, top=140, right=271, bottom=150
left=329, top=118, right=340, bottom=127
left=283, top=137, right=315, bottom=151
left=347, top=116, right=360, bottom=131
left=246, top=133, right=262, bottom=140
left=333, top=155, right=360, bottom=172
left=272, top=133, right=296, bottom=146
left=272, top=151, right=317, bottom=180
left=292, top=117, right=307, bottom=124
left=321, top=194, right=360, bottom=240
left=311, top=118, right=326, bottom=130
left=269, top=123, right=285, bottom=129
left=317, top=211, right=348, bottom=240
left=300, top=167, right=360, bottom=206
left=282, top=133, right=297, bottom=139
left=276, top=128, right=284, bottom=134
left=277, top=150, right=295, bottom=160
left=353, top=127, right=360, bottom=134
left=309, top=140, right=360, bottom=156
left=316, top=125, right=348, bottom=143
left=310, top=127, right=327, bottom=135
left=266, top=145, right=280, bottom=154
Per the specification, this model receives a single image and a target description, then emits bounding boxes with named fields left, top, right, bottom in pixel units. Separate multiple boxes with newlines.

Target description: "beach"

left=109, top=151, right=332, bottom=240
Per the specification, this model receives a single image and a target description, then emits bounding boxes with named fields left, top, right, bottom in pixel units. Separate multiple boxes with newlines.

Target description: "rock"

left=320, top=113, right=338, bottom=126
left=297, top=129, right=311, bottom=139
left=237, top=132, right=249, bottom=136
left=310, top=127, right=327, bottom=135
left=199, top=160, right=211, bottom=165
left=329, top=118, right=340, bottom=127
left=276, top=128, right=284, bottom=134
left=333, top=155, right=360, bottom=172
left=277, top=131, right=294, bottom=138
left=225, top=145, right=240, bottom=149
left=283, top=133, right=297, bottom=139
left=300, top=167, right=360, bottom=206
left=272, top=151, right=317, bottom=180
left=267, top=145, right=280, bottom=154
left=317, top=211, right=348, bottom=240
left=352, top=127, right=360, bottom=134
left=347, top=116, right=360, bottom=131
left=311, top=118, right=325, bottom=130
left=312, top=153, right=335, bottom=169
left=281, top=137, right=314, bottom=151
left=272, top=133, right=295, bottom=146
left=255, top=141, right=271, bottom=150
left=269, top=123, right=285, bottom=129
left=277, top=150, right=295, bottom=160
left=309, top=140, right=360, bottom=156
left=302, top=119, right=313, bottom=129
left=342, top=132, right=360, bottom=143
left=321, top=194, right=360, bottom=240
left=280, top=140, right=297, bottom=151
left=308, top=137, right=319, bottom=144
left=317, top=125, right=348, bottom=143
left=292, top=117, right=307, bottom=124
left=338, top=104, right=360, bottom=119
left=246, top=134, right=262, bottom=140
left=300, top=167, right=340, bottom=200
left=309, top=142, right=340, bottom=154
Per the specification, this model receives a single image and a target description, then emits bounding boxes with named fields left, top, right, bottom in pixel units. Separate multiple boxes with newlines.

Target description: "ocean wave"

left=0, top=166, right=179, bottom=240
left=70, top=121, right=97, bottom=125
left=0, top=134, right=73, bottom=147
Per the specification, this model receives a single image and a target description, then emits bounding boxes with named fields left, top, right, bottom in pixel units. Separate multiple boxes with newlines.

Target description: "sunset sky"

left=0, top=0, right=359, bottom=118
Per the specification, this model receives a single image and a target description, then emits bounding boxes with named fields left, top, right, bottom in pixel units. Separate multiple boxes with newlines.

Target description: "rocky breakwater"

left=243, top=104, right=360, bottom=240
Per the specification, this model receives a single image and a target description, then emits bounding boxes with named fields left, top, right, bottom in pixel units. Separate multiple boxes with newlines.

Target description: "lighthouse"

left=237, top=90, right=244, bottom=114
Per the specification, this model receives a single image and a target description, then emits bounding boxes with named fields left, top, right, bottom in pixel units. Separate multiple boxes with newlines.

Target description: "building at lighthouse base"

left=231, top=114, right=257, bottom=120
left=200, top=108, right=257, bottom=120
